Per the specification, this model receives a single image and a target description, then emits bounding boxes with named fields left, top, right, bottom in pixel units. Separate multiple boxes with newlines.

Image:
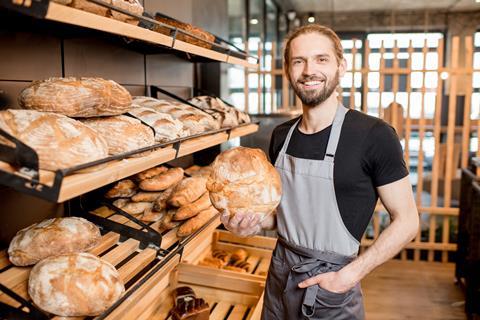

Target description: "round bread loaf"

left=28, top=252, right=125, bottom=316
left=18, top=77, right=132, bottom=117
left=0, top=109, right=108, bottom=171
left=8, top=217, right=101, bottom=266
left=81, top=115, right=155, bottom=155
left=207, top=147, right=282, bottom=218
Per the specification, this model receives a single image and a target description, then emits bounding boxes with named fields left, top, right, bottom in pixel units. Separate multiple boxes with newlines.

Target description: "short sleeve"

left=363, top=121, right=409, bottom=187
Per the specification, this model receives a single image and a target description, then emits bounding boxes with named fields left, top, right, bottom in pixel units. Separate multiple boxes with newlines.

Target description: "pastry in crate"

left=198, top=248, right=251, bottom=273
left=171, top=286, right=209, bottom=320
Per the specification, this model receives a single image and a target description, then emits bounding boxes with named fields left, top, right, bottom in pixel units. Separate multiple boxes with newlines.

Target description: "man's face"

left=288, top=33, right=346, bottom=107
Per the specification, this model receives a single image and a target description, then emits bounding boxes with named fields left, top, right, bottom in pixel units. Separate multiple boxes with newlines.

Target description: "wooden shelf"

left=0, top=123, right=259, bottom=203
left=42, top=2, right=258, bottom=69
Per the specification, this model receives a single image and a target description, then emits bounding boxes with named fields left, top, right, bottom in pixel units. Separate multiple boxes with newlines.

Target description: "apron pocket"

left=315, top=286, right=354, bottom=308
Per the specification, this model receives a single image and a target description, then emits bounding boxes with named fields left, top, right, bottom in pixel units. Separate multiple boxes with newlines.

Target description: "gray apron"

left=262, top=105, right=365, bottom=320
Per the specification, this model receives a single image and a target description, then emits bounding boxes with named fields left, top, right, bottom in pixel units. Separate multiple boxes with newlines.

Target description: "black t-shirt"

left=269, top=109, right=409, bottom=241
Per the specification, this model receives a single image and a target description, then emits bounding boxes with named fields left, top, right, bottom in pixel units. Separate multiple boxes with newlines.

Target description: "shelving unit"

left=0, top=123, right=259, bottom=202
left=0, top=0, right=259, bottom=69
left=0, top=1, right=265, bottom=318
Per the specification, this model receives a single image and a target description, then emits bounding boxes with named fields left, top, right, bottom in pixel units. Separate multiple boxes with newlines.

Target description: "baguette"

left=131, top=191, right=163, bottom=202
left=135, top=166, right=168, bottom=181
left=174, top=192, right=211, bottom=221
left=168, top=177, right=207, bottom=207
left=139, top=167, right=184, bottom=191
left=105, top=179, right=137, bottom=198
left=153, top=187, right=175, bottom=211
left=176, top=206, right=217, bottom=237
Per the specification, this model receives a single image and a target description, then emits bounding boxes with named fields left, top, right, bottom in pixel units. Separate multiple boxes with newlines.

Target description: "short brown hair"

left=283, top=24, right=344, bottom=74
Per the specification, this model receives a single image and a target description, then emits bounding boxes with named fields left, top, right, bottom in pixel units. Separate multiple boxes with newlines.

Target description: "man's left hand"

left=298, top=270, right=357, bottom=293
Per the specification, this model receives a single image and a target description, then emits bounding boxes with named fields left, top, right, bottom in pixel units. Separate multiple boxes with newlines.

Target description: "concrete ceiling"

left=288, top=0, right=480, bottom=12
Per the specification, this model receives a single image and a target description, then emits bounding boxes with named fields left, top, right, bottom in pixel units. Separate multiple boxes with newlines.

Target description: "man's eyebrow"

left=291, top=53, right=330, bottom=60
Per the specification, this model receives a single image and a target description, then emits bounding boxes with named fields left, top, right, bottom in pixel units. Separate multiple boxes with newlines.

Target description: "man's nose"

left=302, top=60, right=315, bottom=75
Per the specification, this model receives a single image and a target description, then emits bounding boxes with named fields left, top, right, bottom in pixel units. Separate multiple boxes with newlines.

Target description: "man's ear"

left=338, top=58, right=347, bottom=77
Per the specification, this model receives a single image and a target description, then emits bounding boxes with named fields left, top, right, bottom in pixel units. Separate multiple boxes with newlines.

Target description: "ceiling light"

left=308, top=12, right=315, bottom=23
left=287, top=10, right=296, bottom=21
left=476, top=0, right=480, bottom=3
left=250, top=18, right=258, bottom=25
left=440, top=71, right=449, bottom=80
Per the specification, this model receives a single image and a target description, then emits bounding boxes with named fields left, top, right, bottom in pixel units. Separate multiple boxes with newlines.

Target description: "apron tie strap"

left=290, top=259, right=334, bottom=318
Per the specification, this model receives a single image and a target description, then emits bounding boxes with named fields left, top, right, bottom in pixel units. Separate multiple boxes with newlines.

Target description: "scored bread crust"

left=8, top=217, right=101, bottom=266
left=207, top=146, right=282, bottom=217
left=28, top=252, right=125, bottom=316
left=18, top=77, right=132, bottom=117
left=0, top=109, right=108, bottom=171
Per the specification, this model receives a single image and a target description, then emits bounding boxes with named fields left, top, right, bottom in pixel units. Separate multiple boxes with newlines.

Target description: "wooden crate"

left=142, top=262, right=266, bottom=320
left=182, top=230, right=277, bottom=278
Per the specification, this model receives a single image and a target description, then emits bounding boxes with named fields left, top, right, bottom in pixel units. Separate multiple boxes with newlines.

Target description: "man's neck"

left=299, top=94, right=339, bottom=134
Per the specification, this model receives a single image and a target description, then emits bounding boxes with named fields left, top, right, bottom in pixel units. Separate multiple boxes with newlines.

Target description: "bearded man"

left=221, top=24, right=419, bottom=319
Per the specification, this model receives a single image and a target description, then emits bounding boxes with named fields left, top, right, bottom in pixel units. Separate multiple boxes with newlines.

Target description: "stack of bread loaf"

left=0, top=77, right=160, bottom=170
left=189, top=95, right=251, bottom=127
left=52, top=0, right=144, bottom=25
left=105, top=164, right=218, bottom=237
left=7, top=217, right=125, bottom=316
left=198, top=248, right=252, bottom=273
left=133, top=96, right=220, bottom=134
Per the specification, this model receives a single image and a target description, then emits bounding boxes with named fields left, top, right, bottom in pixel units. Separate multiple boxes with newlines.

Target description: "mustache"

left=297, top=75, right=326, bottom=83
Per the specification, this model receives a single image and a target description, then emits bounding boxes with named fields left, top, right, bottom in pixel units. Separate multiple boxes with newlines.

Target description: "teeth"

left=304, top=81, right=323, bottom=85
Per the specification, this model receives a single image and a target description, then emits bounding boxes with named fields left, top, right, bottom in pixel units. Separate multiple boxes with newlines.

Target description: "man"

left=221, top=24, right=419, bottom=319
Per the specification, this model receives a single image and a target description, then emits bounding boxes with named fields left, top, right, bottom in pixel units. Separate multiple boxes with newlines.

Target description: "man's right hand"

left=220, top=211, right=264, bottom=238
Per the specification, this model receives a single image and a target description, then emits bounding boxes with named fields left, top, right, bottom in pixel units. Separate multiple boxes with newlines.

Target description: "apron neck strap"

left=324, top=105, right=348, bottom=163
left=278, top=104, right=348, bottom=161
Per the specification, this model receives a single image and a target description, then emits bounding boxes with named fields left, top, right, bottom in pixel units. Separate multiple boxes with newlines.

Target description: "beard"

left=291, top=70, right=340, bottom=107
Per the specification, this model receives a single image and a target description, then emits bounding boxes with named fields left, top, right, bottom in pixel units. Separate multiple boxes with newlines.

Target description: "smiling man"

left=221, top=24, right=419, bottom=319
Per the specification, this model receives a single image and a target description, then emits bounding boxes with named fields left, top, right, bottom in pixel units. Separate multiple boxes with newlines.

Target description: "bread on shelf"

left=0, top=109, right=109, bottom=171
left=28, top=252, right=125, bottom=316
left=18, top=77, right=132, bottom=117
left=81, top=115, right=155, bottom=156
left=8, top=217, right=101, bottom=266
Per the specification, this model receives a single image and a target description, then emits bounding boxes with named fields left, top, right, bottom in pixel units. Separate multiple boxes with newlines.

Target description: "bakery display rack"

left=0, top=121, right=258, bottom=203
left=0, top=0, right=259, bottom=69
left=0, top=202, right=222, bottom=319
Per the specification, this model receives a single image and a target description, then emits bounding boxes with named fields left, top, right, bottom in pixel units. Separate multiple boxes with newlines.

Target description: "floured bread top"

left=28, top=252, right=125, bottom=316
left=207, top=146, right=282, bottom=217
left=0, top=109, right=108, bottom=171
left=81, top=115, right=155, bottom=154
left=8, top=217, right=101, bottom=266
left=18, top=77, right=132, bottom=117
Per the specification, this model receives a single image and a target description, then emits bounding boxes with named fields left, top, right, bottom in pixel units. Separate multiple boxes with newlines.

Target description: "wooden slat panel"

left=378, top=42, right=386, bottom=118
left=185, top=284, right=259, bottom=306
left=210, top=301, right=232, bottom=320
left=117, top=248, right=157, bottom=284
left=0, top=250, right=10, bottom=270
left=216, top=231, right=277, bottom=250
left=101, top=238, right=139, bottom=266
left=428, top=38, right=445, bottom=261
left=461, top=36, right=474, bottom=169
left=361, top=41, right=370, bottom=113
left=88, top=232, right=121, bottom=256
left=248, top=292, right=264, bottom=320
left=246, top=255, right=260, bottom=274
left=349, top=39, right=358, bottom=108
left=177, top=264, right=264, bottom=296
left=104, top=255, right=179, bottom=319
left=254, top=258, right=271, bottom=276
left=404, top=41, right=414, bottom=172
left=257, top=41, right=263, bottom=114
left=214, top=243, right=273, bottom=259
left=228, top=304, right=249, bottom=320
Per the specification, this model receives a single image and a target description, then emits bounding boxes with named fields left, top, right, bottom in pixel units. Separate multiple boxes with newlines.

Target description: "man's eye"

left=292, top=60, right=303, bottom=65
